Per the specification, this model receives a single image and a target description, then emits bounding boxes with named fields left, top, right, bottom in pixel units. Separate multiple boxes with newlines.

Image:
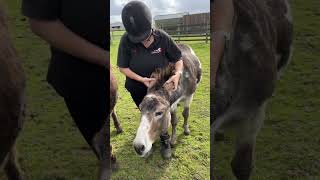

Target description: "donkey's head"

left=133, top=64, right=176, bottom=157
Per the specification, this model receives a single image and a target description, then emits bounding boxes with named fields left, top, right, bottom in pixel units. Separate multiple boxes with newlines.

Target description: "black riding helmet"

left=122, top=1, right=152, bottom=43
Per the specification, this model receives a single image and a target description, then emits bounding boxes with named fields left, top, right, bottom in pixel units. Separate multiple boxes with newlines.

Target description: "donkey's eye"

left=155, top=111, right=163, bottom=116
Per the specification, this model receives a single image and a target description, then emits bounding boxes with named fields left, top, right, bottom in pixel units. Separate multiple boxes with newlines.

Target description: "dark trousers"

left=126, top=82, right=148, bottom=108
left=64, top=95, right=109, bottom=155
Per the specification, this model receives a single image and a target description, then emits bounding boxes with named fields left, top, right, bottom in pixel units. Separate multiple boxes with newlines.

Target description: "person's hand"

left=141, top=77, right=156, bottom=88
left=164, top=72, right=181, bottom=91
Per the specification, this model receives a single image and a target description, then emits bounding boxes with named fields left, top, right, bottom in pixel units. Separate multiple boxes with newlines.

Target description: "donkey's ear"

left=164, top=81, right=175, bottom=93
left=138, top=102, right=143, bottom=110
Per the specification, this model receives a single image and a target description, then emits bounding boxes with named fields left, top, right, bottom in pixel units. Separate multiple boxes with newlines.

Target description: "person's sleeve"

left=164, top=32, right=182, bottom=63
left=22, top=0, right=61, bottom=20
left=117, top=35, right=131, bottom=68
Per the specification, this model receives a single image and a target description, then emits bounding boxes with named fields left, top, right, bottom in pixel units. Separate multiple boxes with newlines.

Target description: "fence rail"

left=171, top=33, right=210, bottom=43
left=110, top=24, right=210, bottom=43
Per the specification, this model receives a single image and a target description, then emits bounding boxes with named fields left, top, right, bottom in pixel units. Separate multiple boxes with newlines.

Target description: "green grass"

left=213, top=0, right=320, bottom=179
left=1, top=1, right=102, bottom=179
left=110, top=38, right=210, bottom=179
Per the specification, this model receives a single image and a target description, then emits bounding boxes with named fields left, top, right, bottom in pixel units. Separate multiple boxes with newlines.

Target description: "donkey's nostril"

left=134, top=144, right=145, bottom=155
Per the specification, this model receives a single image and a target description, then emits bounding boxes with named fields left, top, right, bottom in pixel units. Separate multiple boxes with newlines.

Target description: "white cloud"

left=110, top=0, right=209, bottom=23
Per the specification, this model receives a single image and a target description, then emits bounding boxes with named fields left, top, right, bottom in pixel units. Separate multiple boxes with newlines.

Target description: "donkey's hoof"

left=170, top=139, right=177, bottom=147
left=116, top=127, right=123, bottom=134
left=111, top=154, right=117, bottom=171
left=160, top=143, right=172, bottom=159
left=184, top=129, right=190, bottom=136
left=214, top=132, right=225, bottom=141
left=161, top=151, right=172, bottom=159
left=111, top=162, right=119, bottom=172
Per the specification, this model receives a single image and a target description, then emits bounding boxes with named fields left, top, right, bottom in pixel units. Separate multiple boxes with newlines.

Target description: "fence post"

left=177, top=25, right=180, bottom=43
left=110, top=30, right=113, bottom=44
left=205, top=32, right=208, bottom=43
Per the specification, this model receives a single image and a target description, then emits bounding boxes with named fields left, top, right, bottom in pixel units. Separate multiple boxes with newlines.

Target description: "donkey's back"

left=177, top=44, right=202, bottom=96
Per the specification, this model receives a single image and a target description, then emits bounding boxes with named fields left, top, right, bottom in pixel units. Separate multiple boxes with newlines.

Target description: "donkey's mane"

left=149, top=63, right=176, bottom=92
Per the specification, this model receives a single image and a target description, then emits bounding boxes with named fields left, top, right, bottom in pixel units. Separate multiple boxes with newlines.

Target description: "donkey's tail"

left=276, top=23, right=293, bottom=77
left=277, top=47, right=292, bottom=70
left=196, top=65, right=202, bottom=84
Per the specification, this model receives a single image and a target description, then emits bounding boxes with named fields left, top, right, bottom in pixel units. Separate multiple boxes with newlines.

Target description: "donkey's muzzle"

left=134, top=144, right=145, bottom=155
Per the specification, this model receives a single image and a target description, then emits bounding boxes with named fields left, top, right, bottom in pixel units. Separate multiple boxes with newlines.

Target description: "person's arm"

left=163, top=31, right=184, bottom=91
left=119, top=68, right=155, bottom=87
left=212, top=33, right=225, bottom=84
left=174, top=59, right=183, bottom=74
left=119, top=68, right=143, bottom=82
left=211, top=0, right=234, bottom=85
left=28, top=19, right=109, bottom=68
left=165, top=59, right=183, bottom=91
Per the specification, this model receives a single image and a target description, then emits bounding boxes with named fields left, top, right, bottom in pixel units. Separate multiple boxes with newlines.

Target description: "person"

left=211, top=0, right=234, bottom=86
left=117, top=1, right=183, bottom=159
left=21, top=0, right=111, bottom=179
left=210, top=0, right=234, bottom=178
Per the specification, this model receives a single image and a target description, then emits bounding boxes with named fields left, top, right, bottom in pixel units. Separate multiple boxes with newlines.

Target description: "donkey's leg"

left=110, top=145, right=117, bottom=171
left=182, top=95, right=193, bottom=135
left=2, top=97, right=25, bottom=180
left=210, top=126, right=215, bottom=180
left=231, top=126, right=256, bottom=180
left=214, top=131, right=225, bottom=141
left=5, top=145, right=23, bottom=180
left=92, top=121, right=111, bottom=180
left=111, top=110, right=123, bottom=134
left=212, top=100, right=259, bottom=135
left=231, top=103, right=266, bottom=180
left=170, top=105, right=178, bottom=146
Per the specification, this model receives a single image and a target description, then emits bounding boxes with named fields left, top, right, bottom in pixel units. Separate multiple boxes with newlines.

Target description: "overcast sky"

left=110, top=0, right=210, bottom=24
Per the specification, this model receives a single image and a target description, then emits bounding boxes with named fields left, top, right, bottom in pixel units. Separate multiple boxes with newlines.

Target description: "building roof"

left=110, top=22, right=123, bottom=27
left=154, top=12, right=189, bottom=21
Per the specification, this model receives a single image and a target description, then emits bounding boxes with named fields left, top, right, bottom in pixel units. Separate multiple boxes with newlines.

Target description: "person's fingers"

left=165, top=77, right=173, bottom=84
left=164, top=80, right=169, bottom=86
left=173, top=82, right=178, bottom=91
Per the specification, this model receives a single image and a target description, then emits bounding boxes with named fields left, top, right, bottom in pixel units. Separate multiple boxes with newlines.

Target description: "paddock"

left=110, top=32, right=210, bottom=179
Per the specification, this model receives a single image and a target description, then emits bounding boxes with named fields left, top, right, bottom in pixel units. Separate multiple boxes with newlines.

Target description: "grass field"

left=1, top=0, right=319, bottom=179
left=110, top=33, right=210, bottom=179
left=213, top=0, right=320, bottom=179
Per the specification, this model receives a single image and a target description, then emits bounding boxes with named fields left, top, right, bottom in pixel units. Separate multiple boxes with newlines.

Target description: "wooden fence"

left=111, top=23, right=210, bottom=43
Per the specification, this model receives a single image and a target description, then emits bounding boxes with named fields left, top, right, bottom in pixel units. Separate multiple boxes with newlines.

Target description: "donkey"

left=211, top=0, right=293, bottom=179
left=0, top=6, right=26, bottom=180
left=110, top=70, right=122, bottom=134
left=95, top=70, right=123, bottom=179
left=133, top=44, right=202, bottom=158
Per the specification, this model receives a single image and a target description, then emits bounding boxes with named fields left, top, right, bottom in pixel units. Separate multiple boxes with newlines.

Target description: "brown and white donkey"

left=211, top=0, right=293, bottom=179
left=133, top=44, right=202, bottom=157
